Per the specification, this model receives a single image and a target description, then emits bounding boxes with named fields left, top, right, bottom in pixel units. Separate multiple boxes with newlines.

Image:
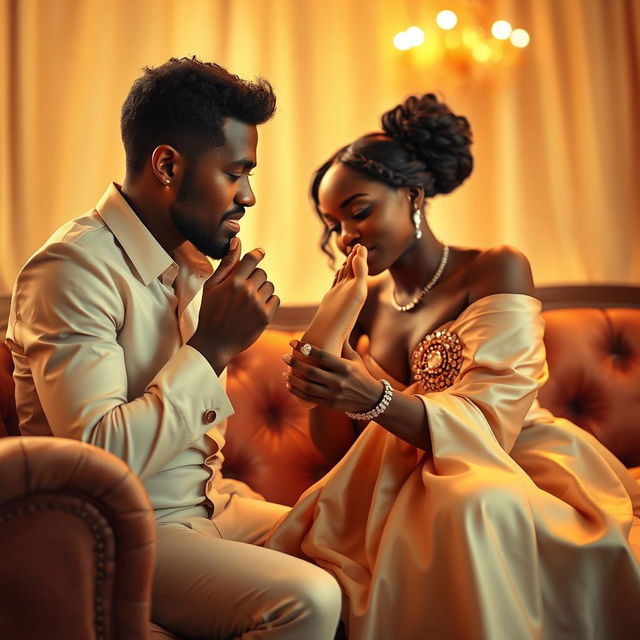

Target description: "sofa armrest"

left=0, top=436, right=156, bottom=639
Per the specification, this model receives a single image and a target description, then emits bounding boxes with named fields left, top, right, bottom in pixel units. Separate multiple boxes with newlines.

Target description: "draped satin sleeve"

left=414, top=294, right=548, bottom=458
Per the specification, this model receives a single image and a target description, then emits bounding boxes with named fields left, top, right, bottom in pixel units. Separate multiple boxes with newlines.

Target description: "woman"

left=266, top=94, right=640, bottom=639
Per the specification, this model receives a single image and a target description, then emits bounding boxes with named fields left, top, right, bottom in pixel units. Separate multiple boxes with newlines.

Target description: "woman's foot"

left=302, top=244, right=369, bottom=354
left=294, top=245, right=368, bottom=408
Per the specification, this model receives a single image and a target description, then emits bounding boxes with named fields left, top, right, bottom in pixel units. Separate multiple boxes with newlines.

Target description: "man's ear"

left=151, top=145, right=185, bottom=190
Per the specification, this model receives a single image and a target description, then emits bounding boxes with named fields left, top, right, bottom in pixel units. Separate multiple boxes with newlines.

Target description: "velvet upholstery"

left=223, top=330, right=333, bottom=506
left=537, top=307, right=640, bottom=468
left=0, top=436, right=155, bottom=639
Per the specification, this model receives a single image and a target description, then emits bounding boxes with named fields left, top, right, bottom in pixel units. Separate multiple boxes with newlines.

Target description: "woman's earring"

left=413, top=207, right=423, bottom=239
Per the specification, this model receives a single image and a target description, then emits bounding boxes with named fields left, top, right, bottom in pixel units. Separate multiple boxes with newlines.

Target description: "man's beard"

left=170, top=203, right=230, bottom=259
left=169, top=168, right=230, bottom=259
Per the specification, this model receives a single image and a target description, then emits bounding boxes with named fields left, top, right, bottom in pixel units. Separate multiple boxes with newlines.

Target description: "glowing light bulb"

left=436, top=10, right=458, bottom=30
left=405, top=26, right=425, bottom=47
left=510, top=28, right=530, bottom=48
left=393, top=31, right=412, bottom=50
left=491, top=20, right=512, bottom=40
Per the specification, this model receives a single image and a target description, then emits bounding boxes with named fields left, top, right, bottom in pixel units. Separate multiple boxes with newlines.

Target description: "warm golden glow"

left=394, top=9, right=531, bottom=84
left=405, top=26, right=425, bottom=47
left=393, top=26, right=424, bottom=50
left=462, top=28, right=481, bottom=49
left=436, top=10, right=458, bottom=30
left=491, top=20, right=513, bottom=40
left=393, top=31, right=412, bottom=50
left=472, top=43, right=492, bottom=62
left=511, top=28, right=530, bottom=48
left=0, top=0, right=638, bottom=304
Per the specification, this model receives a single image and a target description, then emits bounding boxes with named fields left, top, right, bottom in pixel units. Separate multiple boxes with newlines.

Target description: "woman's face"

left=317, top=162, right=415, bottom=275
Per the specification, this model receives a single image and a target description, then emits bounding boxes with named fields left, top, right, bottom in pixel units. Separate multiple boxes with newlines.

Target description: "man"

left=6, top=57, right=341, bottom=639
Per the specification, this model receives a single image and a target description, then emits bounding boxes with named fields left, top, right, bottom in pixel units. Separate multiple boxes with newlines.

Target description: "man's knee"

left=305, top=566, right=342, bottom=618
left=282, top=562, right=342, bottom=629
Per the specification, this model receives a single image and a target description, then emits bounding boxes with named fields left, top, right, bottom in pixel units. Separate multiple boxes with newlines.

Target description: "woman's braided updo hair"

left=312, top=93, right=473, bottom=262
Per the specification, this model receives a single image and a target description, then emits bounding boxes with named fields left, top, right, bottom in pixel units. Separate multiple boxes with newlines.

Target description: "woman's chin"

left=366, top=250, right=387, bottom=276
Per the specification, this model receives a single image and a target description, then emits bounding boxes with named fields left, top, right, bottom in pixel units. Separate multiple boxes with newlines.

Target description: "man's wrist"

left=187, top=338, right=231, bottom=375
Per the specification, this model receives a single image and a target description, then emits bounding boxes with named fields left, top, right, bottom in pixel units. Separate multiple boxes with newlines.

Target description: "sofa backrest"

left=536, top=306, right=640, bottom=467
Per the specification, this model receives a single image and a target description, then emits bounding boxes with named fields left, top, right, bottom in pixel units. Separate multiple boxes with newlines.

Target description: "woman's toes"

left=353, top=246, right=369, bottom=280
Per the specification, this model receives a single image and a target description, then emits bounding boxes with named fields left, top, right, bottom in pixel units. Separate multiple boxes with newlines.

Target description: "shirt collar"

left=172, top=242, right=214, bottom=280
left=95, top=183, right=178, bottom=286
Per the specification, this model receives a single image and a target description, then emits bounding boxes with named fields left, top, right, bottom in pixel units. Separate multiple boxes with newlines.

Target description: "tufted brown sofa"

left=1, top=285, right=639, bottom=638
left=0, top=437, right=156, bottom=639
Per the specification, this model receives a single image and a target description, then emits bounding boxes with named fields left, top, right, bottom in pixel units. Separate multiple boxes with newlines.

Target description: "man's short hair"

left=121, top=56, right=276, bottom=175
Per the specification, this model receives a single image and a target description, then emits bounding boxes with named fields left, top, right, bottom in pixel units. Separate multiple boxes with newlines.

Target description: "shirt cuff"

left=150, top=344, right=235, bottom=438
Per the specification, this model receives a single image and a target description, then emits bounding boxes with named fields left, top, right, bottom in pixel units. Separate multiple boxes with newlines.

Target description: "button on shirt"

left=6, top=183, right=235, bottom=521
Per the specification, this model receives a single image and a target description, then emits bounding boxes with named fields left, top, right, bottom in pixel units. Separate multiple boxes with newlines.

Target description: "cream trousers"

left=152, top=495, right=342, bottom=639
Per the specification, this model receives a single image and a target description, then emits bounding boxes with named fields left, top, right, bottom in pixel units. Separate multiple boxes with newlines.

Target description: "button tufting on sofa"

left=537, top=304, right=640, bottom=468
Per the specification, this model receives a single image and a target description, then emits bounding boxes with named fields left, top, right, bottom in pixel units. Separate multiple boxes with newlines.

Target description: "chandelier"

left=393, top=7, right=530, bottom=80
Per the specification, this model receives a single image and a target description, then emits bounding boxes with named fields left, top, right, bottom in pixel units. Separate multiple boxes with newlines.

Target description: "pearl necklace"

left=391, top=245, right=450, bottom=312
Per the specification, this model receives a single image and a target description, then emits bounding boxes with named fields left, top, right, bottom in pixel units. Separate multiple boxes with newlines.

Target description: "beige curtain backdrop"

left=1, top=0, right=639, bottom=304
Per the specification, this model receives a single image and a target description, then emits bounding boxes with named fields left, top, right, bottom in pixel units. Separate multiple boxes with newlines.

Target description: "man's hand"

left=188, top=238, right=280, bottom=374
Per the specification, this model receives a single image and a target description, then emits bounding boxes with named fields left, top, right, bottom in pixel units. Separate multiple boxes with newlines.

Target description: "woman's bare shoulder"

left=465, top=245, right=535, bottom=304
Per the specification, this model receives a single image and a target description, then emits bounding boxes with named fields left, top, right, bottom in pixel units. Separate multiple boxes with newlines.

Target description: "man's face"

left=169, top=118, right=258, bottom=259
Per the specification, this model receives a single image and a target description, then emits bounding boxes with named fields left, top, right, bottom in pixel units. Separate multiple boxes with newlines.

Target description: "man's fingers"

left=209, top=237, right=241, bottom=285
left=256, top=280, right=275, bottom=303
left=234, top=248, right=266, bottom=280
left=265, top=294, right=280, bottom=321
left=247, top=268, right=268, bottom=291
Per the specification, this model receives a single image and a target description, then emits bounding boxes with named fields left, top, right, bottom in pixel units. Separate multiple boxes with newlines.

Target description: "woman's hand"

left=282, top=340, right=384, bottom=414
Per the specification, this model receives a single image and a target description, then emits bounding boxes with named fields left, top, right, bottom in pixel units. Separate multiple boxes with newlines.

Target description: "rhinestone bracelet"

left=345, top=379, right=394, bottom=421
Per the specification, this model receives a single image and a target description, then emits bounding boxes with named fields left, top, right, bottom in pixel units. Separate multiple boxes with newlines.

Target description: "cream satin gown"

left=266, top=294, right=640, bottom=640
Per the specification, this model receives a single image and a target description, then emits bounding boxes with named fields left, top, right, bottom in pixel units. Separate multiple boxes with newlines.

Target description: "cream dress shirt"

left=6, top=183, right=236, bottom=521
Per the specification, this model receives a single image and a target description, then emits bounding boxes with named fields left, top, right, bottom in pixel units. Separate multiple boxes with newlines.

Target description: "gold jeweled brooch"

left=411, top=329, right=463, bottom=392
